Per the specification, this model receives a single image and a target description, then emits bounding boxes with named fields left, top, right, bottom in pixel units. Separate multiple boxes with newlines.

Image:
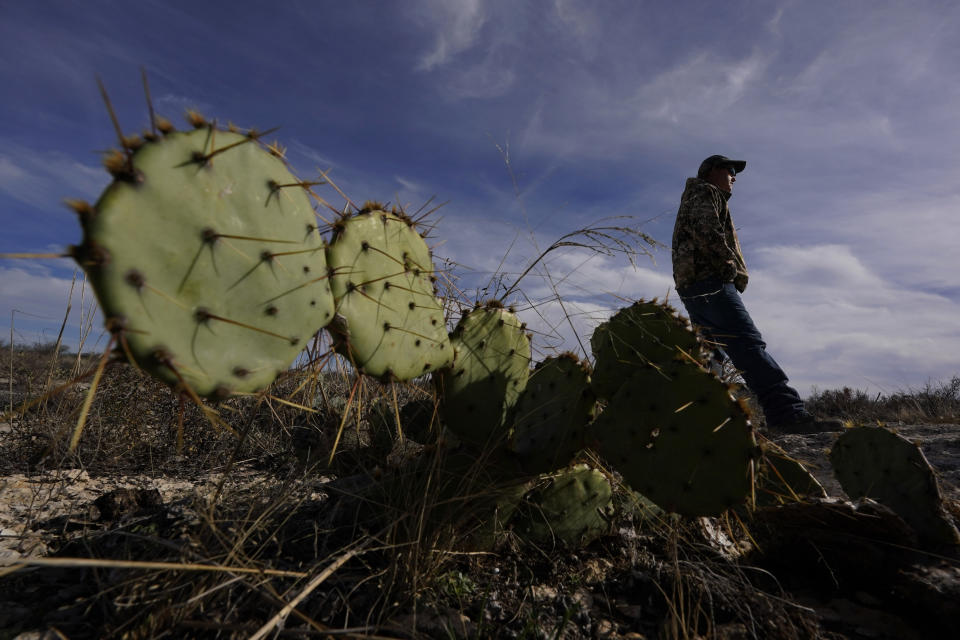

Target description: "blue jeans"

left=676, top=280, right=805, bottom=426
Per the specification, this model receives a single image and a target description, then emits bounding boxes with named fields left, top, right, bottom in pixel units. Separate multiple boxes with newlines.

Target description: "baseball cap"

left=697, top=155, right=746, bottom=178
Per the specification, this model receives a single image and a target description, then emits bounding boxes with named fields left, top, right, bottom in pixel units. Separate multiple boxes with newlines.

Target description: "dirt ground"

left=2, top=422, right=959, bottom=639
left=4, top=423, right=957, bottom=562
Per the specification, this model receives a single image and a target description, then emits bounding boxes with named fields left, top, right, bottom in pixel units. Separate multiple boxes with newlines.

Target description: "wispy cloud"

left=392, top=175, right=432, bottom=206
left=0, top=264, right=102, bottom=350
left=629, top=50, right=771, bottom=125
left=0, top=143, right=106, bottom=211
left=517, top=297, right=612, bottom=360
left=415, top=0, right=488, bottom=71
left=153, top=93, right=216, bottom=122
left=813, top=189, right=960, bottom=295
left=287, top=140, right=340, bottom=174
left=445, top=56, right=516, bottom=100
left=748, top=244, right=960, bottom=394
left=520, top=251, right=671, bottom=302
left=552, top=0, right=602, bottom=57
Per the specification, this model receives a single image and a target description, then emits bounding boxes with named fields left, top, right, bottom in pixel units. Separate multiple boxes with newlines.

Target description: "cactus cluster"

left=587, top=299, right=757, bottom=516
left=432, top=297, right=756, bottom=524
left=62, top=99, right=958, bottom=553
left=71, top=111, right=454, bottom=398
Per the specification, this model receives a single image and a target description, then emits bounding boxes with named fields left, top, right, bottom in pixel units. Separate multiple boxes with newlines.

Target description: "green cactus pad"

left=619, top=488, right=666, bottom=524
left=325, top=208, right=453, bottom=381
left=830, top=426, right=960, bottom=545
left=593, top=363, right=756, bottom=516
left=591, top=300, right=706, bottom=400
left=437, top=304, right=531, bottom=447
left=76, top=126, right=333, bottom=397
left=510, top=353, right=597, bottom=474
left=755, top=448, right=826, bottom=507
left=509, top=464, right=612, bottom=547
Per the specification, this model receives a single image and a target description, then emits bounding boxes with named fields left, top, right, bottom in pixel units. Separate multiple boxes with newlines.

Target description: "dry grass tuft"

left=806, top=376, right=960, bottom=424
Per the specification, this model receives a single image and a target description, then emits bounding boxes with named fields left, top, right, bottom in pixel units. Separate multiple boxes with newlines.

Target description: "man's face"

left=705, top=165, right=736, bottom=193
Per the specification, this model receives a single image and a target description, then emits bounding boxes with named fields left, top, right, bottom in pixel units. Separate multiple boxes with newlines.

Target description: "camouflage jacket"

left=671, top=177, right=749, bottom=292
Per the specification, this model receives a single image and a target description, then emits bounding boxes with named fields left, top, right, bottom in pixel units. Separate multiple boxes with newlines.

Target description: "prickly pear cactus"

left=73, top=122, right=334, bottom=397
left=591, top=300, right=706, bottom=400
left=593, top=362, right=756, bottom=516
left=509, top=464, right=612, bottom=547
left=830, top=426, right=960, bottom=545
left=510, top=353, right=596, bottom=474
left=437, top=303, right=531, bottom=447
left=326, top=206, right=453, bottom=381
left=755, top=447, right=826, bottom=507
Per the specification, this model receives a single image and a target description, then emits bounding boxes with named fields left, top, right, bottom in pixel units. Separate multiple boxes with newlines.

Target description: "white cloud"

left=830, top=191, right=960, bottom=293
left=516, top=297, right=612, bottom=361
left=0, top=145, right=106, bottom=210
left=505, top=2, right=960, bottom=168
left=517, top=250, right=670, bottom=301
left=552, top=0, right=602, bottom=58
left=753, top=244, right=879, bottom=292
left=393, top=176, right=425, bottom=204
left=746, top=244, right=960, bottom=395
left=502, top=242, right=960, bottom=398
left=446, top=58, right=515, bottom=99
left=630, top=50, right=770, bottom=125
left=415, top=0, right=488, bottom=71
left=765, top=3, right=787, bottom=36
left=781, top=9, right=946, bottom=109
left=0, top=264, right=104, bottom=350
left=511, top=44, right=778, bottom=159
left=153, top=93, right=216, bottom=123
left=287, top=140, right=340, bottom=174
left=413, top=0, right=552, bottom=99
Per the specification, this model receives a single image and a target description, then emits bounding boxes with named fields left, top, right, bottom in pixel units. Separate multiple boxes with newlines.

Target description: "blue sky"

left=2, top=0, right=959, bottom=397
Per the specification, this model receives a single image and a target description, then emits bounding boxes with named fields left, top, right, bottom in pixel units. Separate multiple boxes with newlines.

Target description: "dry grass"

left=806, top=377, right=960, bottom=424
left=3, top=329, right=960, bottom=638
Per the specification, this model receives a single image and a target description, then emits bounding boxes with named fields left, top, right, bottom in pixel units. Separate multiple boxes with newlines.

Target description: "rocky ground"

left=1, top=421, right=958, bottom=639
left=772, top=422, right=960, bottom=504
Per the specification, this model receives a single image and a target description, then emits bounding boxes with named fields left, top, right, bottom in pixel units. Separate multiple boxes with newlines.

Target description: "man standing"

left=671, top=155, right=840, bottom=434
